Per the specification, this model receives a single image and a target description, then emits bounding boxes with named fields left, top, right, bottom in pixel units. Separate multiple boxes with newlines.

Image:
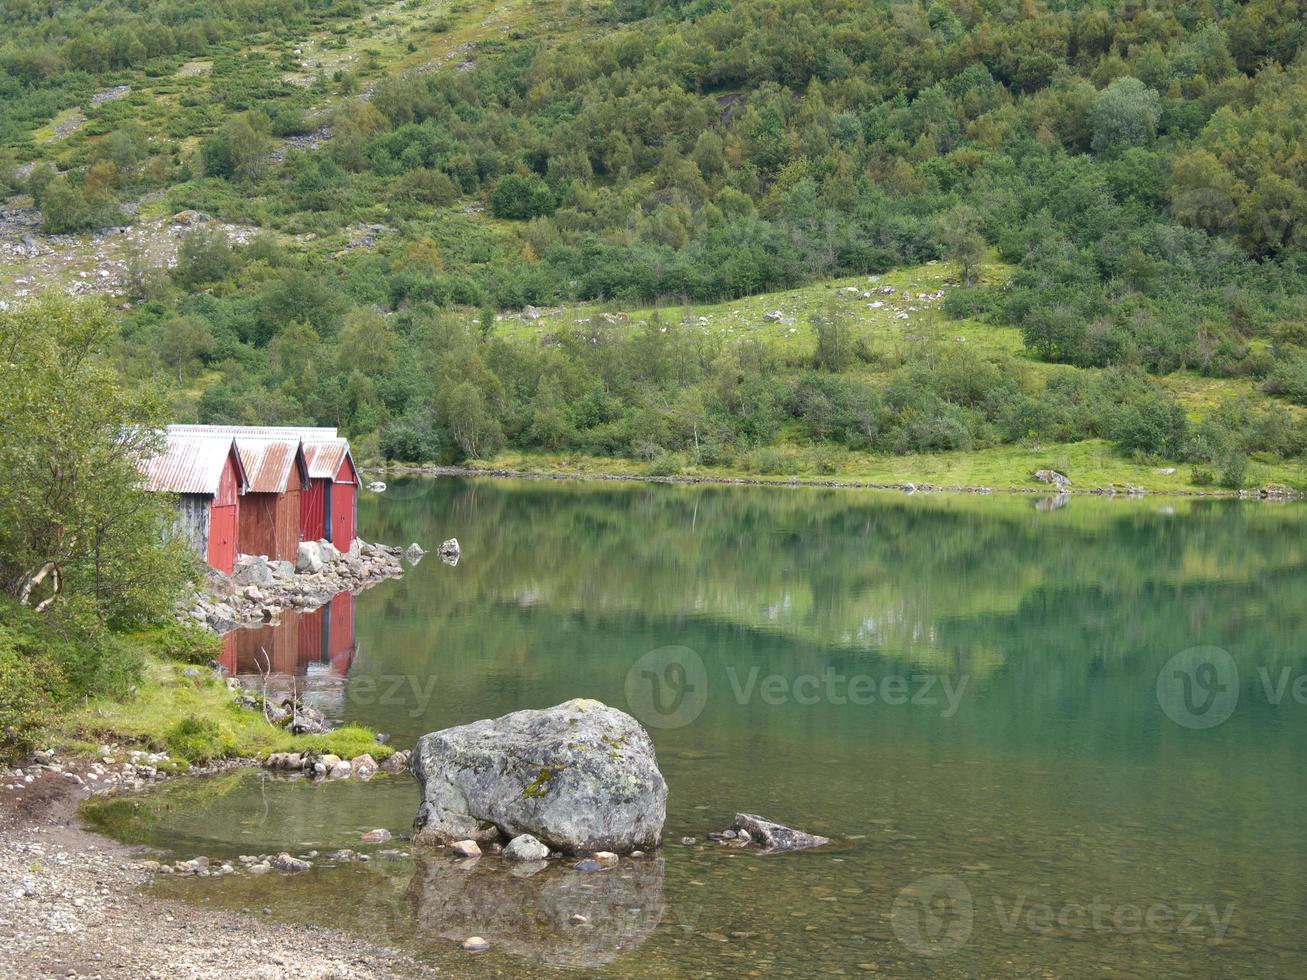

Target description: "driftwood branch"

left=257, top=647, right=274, bottom=726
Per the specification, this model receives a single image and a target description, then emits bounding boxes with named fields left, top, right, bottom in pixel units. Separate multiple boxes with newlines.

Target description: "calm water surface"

left=87, top=477, right=1307, bottom=976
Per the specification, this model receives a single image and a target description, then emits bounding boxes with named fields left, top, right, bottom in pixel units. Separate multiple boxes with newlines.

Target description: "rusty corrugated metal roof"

left=232, top=437, right=308, bottom=493
left=301, top=439, right=354, bottom=482
left=165, top=425, right=353, bottom=485
left=139, top=433, right=247, bottom=495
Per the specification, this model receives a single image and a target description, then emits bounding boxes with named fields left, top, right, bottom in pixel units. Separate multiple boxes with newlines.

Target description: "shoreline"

left=0, top=750, right=434, bottom=979
left=373, top=464, right=1305, bottom=502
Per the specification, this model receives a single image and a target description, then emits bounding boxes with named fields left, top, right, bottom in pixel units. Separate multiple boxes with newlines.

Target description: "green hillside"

left=4, top=0, right=1307, bottom=491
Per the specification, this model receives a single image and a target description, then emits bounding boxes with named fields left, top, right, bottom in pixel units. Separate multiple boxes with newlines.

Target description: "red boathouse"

left=167, top=425, right=359, bottom=551
left=138, top=433, right=248, bottom=574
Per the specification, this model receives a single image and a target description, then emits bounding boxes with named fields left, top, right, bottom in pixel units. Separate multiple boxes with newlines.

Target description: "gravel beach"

left=0, top=755, right=435, bottom=979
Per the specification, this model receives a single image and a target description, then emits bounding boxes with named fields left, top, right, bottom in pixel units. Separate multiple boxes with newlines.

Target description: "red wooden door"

left=300, top=479, right=325, bottom=541
left=330, top=482, right=354, bottom=546
left=208, top=504, right=238, bottom=574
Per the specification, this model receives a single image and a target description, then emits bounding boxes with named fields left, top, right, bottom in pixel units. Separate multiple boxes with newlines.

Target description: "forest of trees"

left=4, top=0, right=1307, bottom=482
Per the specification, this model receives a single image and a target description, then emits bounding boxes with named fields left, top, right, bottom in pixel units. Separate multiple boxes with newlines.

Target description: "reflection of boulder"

left=407, top=855, right=664, bottom=968
left=1034, top=492, right=1070, bottom=512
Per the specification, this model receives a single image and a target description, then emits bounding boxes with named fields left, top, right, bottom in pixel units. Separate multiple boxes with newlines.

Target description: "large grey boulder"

left=410, top=699, right=666, bottom=854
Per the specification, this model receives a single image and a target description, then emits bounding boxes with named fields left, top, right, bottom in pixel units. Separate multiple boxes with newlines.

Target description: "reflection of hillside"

left=360, top=479, right=1307, bottom=676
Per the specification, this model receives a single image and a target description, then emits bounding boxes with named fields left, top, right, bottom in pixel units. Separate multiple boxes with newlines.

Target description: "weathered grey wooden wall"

left=172, top=494, right=210, bottom=559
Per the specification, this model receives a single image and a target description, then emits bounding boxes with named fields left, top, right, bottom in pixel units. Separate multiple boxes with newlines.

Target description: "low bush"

left=164, top=715, right=236, bottom=764
left=0, top=627, right=63, bottom=760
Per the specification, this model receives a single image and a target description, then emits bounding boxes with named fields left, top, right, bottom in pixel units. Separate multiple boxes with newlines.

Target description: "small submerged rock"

left=503, top=834, right=549, bottom=862
left=450, top=840, right=482, bottom=859
left=726, top=814, right=831, bottom=853
left=271, top=853, right=312, bottom=873
left=360, top=829, right=391, bottom=844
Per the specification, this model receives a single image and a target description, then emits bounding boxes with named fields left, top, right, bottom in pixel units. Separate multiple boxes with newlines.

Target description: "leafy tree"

left=1090, top=77, right=1162, bottom=156
left=941, top=206, right=986, bottom=287
left=444, top=381, right=504, bottom=458
left=159, top=315, right=214, bottom=380
left=812, top=302, right=856, bottom=373
left=0, top=298, right=190, bottom=620
left=173, top=227, right=240, bottom=287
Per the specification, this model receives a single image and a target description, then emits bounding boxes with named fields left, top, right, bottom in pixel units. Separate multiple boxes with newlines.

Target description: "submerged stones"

left=409, top=853, right=665, bottom=968
left=410, top=699, right=667, bottom=854
left=263, top=749, right=404, bottom=783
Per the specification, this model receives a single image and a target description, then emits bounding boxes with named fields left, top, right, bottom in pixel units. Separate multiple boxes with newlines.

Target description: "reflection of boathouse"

left=219, top=592, right=357, bottom=677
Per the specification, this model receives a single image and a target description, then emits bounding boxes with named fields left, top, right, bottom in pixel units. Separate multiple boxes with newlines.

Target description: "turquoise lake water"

left=86, top=477, right=1307, bottom=977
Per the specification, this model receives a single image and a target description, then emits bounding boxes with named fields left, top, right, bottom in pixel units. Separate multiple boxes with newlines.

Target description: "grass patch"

left=68, top=657, right=393, bottom=766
